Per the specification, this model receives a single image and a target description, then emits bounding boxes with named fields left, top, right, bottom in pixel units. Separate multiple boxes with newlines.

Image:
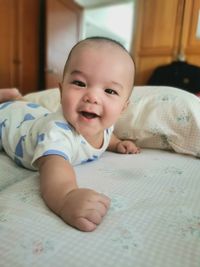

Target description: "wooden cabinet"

left=133, top=0, right=200, bottom=85
left=181, top=0, right=200, bottom=66
left=45, top=0, right=82, bottom=89
left=0, top=0, right=40, bottom=94
left=0, top=0, right=82, bottom=93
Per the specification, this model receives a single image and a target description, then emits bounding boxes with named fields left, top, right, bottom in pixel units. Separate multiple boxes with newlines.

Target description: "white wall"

left=81, top=1, right=135, bottom=51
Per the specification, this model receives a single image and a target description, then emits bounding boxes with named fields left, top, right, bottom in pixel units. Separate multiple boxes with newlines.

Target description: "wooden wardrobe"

left=0, top=0, right=40, bottom=95
left=133, top=0, right=200, bottom=85
left=0, top=0, right=81, bottom=94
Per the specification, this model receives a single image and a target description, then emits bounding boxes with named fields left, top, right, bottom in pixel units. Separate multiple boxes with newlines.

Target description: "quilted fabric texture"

left=114, top=86, right=200, bottom=157
left=23, top=88, right=60, bottom=112
left=1, top=149, right=200, bottom=267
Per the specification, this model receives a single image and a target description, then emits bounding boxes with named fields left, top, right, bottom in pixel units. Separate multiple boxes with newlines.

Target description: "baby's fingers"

left=121, top=141, right=140, bottom=154
left=116, top=143, right=127, bottom=153
left=75, top=217, right=97, bottom=232
left=74, top=207, right=107, bottom=232
left=75, top=195, right=110, bottom=231
left=128, top=146, right=141, bottom=154
left=97, top=193, right=111, bottom=210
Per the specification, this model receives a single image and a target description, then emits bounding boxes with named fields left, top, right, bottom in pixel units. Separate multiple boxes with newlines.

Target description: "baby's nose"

left=83, top=91, right=99, bottom=104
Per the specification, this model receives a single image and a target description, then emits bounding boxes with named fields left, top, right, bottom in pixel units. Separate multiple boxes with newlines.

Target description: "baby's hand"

left=116, top=140, right=140, bottom=154
left=60, top=188, right=110, bottom=232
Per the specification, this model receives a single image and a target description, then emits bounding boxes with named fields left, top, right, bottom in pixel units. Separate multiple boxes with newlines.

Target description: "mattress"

left=0, top=149, right=200, bottom=267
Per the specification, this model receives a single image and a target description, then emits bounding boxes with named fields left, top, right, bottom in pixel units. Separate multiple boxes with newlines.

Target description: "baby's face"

left=60, top=42, right=135, bottom=145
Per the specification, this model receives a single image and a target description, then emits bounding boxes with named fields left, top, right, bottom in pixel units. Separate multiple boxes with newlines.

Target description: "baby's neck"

left=83, top=132, right=104, bottom=149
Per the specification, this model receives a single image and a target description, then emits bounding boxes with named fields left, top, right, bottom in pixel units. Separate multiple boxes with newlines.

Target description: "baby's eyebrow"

left=70, top=70, right=123, bottom=89
left=70, top=70, right=84, bottom=76
left=110, top=81, right=123, bottom=90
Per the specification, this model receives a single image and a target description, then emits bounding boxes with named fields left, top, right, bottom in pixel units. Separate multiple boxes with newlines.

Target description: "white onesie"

left=0, top=101, right=113, bottom=170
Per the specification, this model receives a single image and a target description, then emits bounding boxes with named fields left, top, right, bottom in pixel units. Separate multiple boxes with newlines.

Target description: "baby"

left=0, top=37, right=140, bottom=231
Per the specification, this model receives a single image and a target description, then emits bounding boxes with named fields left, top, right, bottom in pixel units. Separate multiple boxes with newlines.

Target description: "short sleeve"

left=31, top=120, right=76, bottom=169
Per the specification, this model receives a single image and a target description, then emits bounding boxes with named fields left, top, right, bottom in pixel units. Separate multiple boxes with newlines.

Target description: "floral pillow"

left=24, top=86, right=200, bottom=158
left=114, top=86, right=200, bottom=158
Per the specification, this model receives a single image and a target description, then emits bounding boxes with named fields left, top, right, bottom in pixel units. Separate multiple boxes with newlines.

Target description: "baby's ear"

left=58, top=82, right=62, bottom=94
left=58, top=83, right=62, bottom=103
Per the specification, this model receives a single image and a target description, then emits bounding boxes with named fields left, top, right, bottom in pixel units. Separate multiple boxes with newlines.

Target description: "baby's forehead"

left=69, top=41, right=134, bottom=73
left=69, top=42, right=134, bottom=75
left=64, top=39, right=135, bottom=90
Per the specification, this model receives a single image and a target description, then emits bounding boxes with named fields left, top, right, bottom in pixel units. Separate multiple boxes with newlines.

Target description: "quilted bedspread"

left=0, top=149, right=200, bottom=267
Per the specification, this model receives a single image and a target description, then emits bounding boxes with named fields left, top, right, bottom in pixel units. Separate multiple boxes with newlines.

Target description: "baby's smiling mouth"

left=80, top=111, right=99, bottom=119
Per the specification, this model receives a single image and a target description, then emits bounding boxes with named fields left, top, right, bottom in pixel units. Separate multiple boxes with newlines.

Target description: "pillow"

left=23, top=88, right=60, bottom=112
left=24, top=86, right=200, bottom=158
left=114, top=86, right=200, bottom=158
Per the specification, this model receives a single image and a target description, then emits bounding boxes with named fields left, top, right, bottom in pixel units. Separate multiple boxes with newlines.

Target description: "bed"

left=1, top=86, right=200, bottom=267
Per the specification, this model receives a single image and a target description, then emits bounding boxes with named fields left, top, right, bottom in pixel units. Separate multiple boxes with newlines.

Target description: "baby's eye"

left=72, top=80, right=86, bottom=87
left=105, top=88, right=118, bottom=95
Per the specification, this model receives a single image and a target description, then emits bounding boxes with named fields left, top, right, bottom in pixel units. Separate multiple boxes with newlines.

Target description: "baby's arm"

left=107, top=133, right=140, bottom=154
left=36, top=155, right=110, bottom=232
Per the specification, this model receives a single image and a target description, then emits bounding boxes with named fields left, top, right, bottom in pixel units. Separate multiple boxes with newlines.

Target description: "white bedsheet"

left=0, top=149, right=200, bottom=267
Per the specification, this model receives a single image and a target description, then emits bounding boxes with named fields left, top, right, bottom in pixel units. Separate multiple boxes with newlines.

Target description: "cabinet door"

left=18, top=0, right=40, bottom=94
left=0, top=0, right=40, bottom=94
left=133, top=0, right=184, bottom=85
left=0, top=0, right=17, bottom=88
left=45, top=0, right=82, bottom=89
left=181, top=0, right=200, bottom=66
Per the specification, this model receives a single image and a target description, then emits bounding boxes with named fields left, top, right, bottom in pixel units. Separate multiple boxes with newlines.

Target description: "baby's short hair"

left=62, top=36, right=135, bottom=79
left=83, top=36, right=128, bottom=51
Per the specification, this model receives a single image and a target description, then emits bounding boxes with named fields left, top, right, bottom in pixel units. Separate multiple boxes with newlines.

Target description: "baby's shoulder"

left=41, top=114, right=75, bottom=138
